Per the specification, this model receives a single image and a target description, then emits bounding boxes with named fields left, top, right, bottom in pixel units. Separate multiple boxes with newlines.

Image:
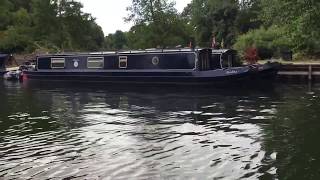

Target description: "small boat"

left=1, top=54, right=26, bottom=81
left=23, top=48, right=280, bottom=86
left=3, top=70, right=22, bottom=81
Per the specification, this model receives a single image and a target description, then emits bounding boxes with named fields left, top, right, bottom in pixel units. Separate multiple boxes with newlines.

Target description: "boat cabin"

left=213, top=49, right=241, bottom=69
left=37, top=50, right=196, bottom=71
left=197, top=49, right=241, bottom=71
left=25, top=48, right=279, bottom=84
left=35, top=49, right=241, bottom=72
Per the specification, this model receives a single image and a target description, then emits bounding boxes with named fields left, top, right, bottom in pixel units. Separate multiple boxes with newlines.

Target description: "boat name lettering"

left=226, top=70, right=238, bottom=74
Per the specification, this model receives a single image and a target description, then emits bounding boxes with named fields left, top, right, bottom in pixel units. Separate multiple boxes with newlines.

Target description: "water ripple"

left=1, top=83, right=320, bottom=179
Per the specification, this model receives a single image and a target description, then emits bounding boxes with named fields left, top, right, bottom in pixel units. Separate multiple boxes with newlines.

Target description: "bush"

left=0, top=26, right=33, bottom=53
left=234, top=26, right=292, bottom=60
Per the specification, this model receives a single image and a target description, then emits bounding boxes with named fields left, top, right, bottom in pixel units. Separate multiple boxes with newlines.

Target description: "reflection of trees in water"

left=7, top=82, right=308, bottom=178
left=0, top=81, right=61, bottom=137
left=33, top=85, right=280, bottom=132
left=27, top=84, right=277, bottom=131
left=98, top=88, right=281, bottom=151
left=7, top=82, right=320, bottom=179
left=263, top=86, right=320, bottom=180
left=106, top=87, right=284, bottom=178
left=3, top=82, right=281, bottom=135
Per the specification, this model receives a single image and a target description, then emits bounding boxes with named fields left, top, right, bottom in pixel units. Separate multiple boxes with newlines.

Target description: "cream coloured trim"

left=51, top=58, right=65, bottom=69
left=87, top=57, right=104, bottom=69
left=119, top=56, right=127, bottom=68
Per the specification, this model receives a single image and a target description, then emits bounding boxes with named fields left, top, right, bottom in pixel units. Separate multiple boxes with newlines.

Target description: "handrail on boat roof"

left=117, top=48, right=195, bottom=54
left=37, top=48, right=231, bottom=57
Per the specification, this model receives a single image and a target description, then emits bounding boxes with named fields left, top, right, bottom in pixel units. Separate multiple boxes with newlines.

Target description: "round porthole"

left=152, top=56, right=159, bottom=65
left=74, top=61, right=79, bottom=68
left=73, top=59, right=79, bottom=68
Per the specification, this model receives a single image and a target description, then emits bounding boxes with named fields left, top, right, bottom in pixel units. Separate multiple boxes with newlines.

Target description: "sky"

left=79, top=0, right=192, bottom=35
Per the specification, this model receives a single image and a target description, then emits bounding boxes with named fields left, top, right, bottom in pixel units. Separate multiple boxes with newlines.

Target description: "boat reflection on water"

left=1, top=81, right=320, bottom=179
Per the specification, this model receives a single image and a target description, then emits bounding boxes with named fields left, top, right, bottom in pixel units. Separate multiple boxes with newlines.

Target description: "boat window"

left=212, top=54, right=221, bottom=62
left=200, top=49, right=221, bottom=71
left=51, top=58, right=65, bottom=68
left=119, top=56, right=127, bottom=68
left=221, top=55, right=233, bottom=68
left=228, top=55, right=233, bottom=67
left=221, top=59, right=228, bottom=68
left=87, top=57, right=104, bottom=68
left=211, top=54, right=222, bottom=69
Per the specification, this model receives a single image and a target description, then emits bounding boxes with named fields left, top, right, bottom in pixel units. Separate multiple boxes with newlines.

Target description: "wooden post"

left=308, top=65, right=312, bottom=81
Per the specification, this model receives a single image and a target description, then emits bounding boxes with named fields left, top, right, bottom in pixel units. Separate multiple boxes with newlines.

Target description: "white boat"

left=3, top=70, right=22, bottom=81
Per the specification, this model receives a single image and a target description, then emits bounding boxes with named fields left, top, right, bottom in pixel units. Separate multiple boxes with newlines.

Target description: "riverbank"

left=13, top=54, right=37, bottom=65
left=260, top=59, right=320, bottom=65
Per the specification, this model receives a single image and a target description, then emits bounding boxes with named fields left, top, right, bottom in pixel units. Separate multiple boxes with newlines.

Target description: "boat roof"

left=38, top=48, right=199, bottom=57
left=37, top=48, right=236, bottom=57
left=0, top=54, right=9, bottom=59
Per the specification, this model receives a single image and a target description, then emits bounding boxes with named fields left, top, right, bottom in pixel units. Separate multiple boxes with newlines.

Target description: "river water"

left=0, top=81, right=320, bottom=180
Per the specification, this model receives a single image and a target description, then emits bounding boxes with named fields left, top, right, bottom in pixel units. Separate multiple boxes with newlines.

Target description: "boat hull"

left=24, top=63, right=279, bottom=86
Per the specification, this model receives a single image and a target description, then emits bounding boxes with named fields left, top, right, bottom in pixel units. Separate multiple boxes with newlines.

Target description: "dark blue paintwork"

left=37, top=52, right=196, bottom=70
left=24, top=49, right=280, bottom=85
left=0, top=54, right=9, bottom=70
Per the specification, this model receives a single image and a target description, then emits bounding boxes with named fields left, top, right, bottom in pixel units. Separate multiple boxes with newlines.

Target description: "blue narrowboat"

left=23, top=48, right=280, bottom=85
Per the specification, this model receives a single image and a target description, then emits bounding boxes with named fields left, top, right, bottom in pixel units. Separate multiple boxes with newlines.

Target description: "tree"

left=126, top=0, right=192, bottom=48
left=259, top=0, right=320, bottom=55
left=104, top=30, right=128, bottom=50
left=236, top=0, right=262, bottom=34
left=57, top=0, right=104, bottom=51
left=234, top=26, right=291, bottom=59
left=127, top=24, right=153, bottom=49
left=9, top=0, right=33, bottom=12
left=189, top=0, right=239, bottom=48
left=126, top=0, right=176, bottom=24
left=0, top=8, right=33, bottom=52
left=0, top=0, right=105, bottom=53
left=31, top=0, right=63, bottom=50
left=0, top=0, right=12, bottom=30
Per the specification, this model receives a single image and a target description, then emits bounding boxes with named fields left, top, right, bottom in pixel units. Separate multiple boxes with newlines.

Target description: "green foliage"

left=0, top=0, right=13, bottom=31
left=259, top=0, right=320, bottom=55
left=9, top=0, right=33, bottom=12
left=104, top=30, right=128, bottom=50
left=125, top=0, right=192, bottom=49
left=189, top=0, right=239, bottom=47
left=127, top=24, right=153, bottom=49
left=234, top=26, right=291, bottom=59
left=185, top=0, right=263, bottom=48
left=126, top=0, right=176, bottom=24
left=236, top=0, right=262, bottom=33
left=0, top=26, right=33, bottom=53
left=0, top=0, right=105, bottom=53
left=0, top=0, right=319, bottom=58
left=0, top=8, right=33, bottom=53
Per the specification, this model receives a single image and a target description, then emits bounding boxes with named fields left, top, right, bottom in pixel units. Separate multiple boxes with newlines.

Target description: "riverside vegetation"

left=0, top=0, right=319, bottom=60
